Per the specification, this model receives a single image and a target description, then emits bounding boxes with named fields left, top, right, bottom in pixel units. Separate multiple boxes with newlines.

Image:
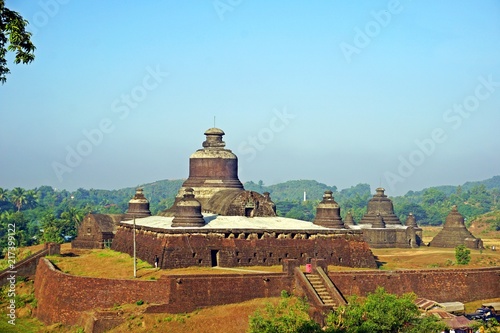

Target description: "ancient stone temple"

left=429, top=206, right=483, bottom=249
left=350, top=188, right=423, bottom=248
left=111, top=127, right=378, bottom=269
left=71, top=214, right=122, bottom=249
left=72, top=187, right=150, bottom=249
left=359, top=187, right=402, bottom=225
left=160, top=128, right=275, bottom=217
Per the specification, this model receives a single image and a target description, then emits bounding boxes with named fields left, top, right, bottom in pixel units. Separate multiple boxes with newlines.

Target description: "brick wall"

left=111, top=225, right=378, bottom=269
left=34, top=256, right=500, bottom=326
left=0, top=243, right=59, bottom=286
left=327, top=267, right=500, bottom=303
left=34, top=258, right=169, bottom=326
left=34, top=257, right=294, bottom=326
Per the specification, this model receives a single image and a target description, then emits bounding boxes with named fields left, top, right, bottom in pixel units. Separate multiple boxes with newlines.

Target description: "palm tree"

left=0, top=187, right=8, bottom=201
left=25, top=189, right=39, bottom=209
left=10, top=187, right=27, bottom=212
left=61, top=206, right=85, bottom=236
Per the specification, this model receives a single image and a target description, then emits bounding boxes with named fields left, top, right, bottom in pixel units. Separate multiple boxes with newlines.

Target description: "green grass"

left=0, top=317, right=46, bottom=333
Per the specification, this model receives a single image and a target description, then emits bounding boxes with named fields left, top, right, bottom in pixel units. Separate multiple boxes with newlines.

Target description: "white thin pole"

left=133, top=216, right=137, bottom=278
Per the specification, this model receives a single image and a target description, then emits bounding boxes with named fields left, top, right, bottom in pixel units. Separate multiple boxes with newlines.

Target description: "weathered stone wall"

left=0, top=243, right=59, bottom=286
left=33, top=257, right=500, bottom=326
left=34, top=258, right=169, bottom=326
left=111, top=225, right=378, bottom=269
left=362, top=228, right=420, bottom=248
left=34, top=258, right=293, bottom=326
left=328, top=267, right=500, bottom=303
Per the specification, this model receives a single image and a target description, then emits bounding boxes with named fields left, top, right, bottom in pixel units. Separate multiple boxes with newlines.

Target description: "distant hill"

left=404, top=175, right=500, bottom=197
left=462, top=175, right=500, bottom=191
left=244, top=180, right=338, bottom=202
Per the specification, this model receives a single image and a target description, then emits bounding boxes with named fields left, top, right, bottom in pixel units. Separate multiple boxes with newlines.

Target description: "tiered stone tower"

left=359, top=188, right=401, bottom=226
left=125, top=188, right=151, bottom=219
left=182, top=128, right=243, bottom=194
left=171, top=188, right=206, bottom=227
left=160, top=127, right=277, bottom=217
left=405, top=213, right=417, bottom=228
left=313, top=191, right=345, bottom=228
left=429, top=206, right=482, bottom=249
left=344, top=211, right=355, bottom=226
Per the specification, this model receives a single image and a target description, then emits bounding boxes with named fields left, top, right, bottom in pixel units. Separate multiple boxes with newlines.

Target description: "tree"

left=0, top=187, right=8, bottom=201
left=60, top=206, right=85, bottom=237
left=39, top=213, right=64, bottom=243
left=248, top=290, right=321, bottom=333
left=25, top=189, right=38, bottom=209
left=0, top=0, right=36, bottom=83
left=326, top=287, right=447, bottom=333
left=455, top=244, right=471, bottom=265
left=10, top=187, right=27, bottom=211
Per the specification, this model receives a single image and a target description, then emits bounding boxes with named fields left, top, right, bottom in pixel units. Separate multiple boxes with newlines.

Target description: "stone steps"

left=305, top=273, right=335, bottom=306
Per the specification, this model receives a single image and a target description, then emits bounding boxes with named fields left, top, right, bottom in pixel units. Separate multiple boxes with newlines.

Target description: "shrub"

left=455, top=244, right=471, bottom=265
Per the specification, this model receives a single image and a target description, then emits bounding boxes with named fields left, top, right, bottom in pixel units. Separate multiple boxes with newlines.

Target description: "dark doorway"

left=211, top=250, right=220, bottom=267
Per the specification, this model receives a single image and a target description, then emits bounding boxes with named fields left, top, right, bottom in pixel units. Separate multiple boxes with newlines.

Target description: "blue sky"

left=1, top=0, right=499, bottom=196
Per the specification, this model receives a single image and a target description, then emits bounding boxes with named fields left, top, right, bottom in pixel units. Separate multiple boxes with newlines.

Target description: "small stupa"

left=405, top=213, right=418, bottom=228
left=313, top=191, right=345, bottom=228
left=429, top=206, right=482, bottom=249
left=344, top=211, right=356, bottom=226
left=171, top=188, right=206, bottom=228
left=125, top=188, right=152, bottom=219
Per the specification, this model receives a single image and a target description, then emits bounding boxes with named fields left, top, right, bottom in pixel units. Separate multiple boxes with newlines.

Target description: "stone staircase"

left=305, top=273, right=335, bottom=306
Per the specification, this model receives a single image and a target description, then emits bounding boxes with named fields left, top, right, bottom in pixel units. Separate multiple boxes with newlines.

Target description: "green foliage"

left=248, top=291, right=321, bottom=333
left=0, top=0, right=36, bottom=84
left=470, top=317, right=499, bottom=333
left=325, top=287, right=447, bottom=333
left=455, top=244, right=471, bottom=265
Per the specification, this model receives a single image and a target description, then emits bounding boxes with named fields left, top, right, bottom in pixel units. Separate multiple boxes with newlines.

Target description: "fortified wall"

left=327, top=267, right=500, bottom=303
left=0, top=243, right=60, bottom=286
left=34, top=257, right=500, bottom=326
left=34, top=258, right=292, bottom=326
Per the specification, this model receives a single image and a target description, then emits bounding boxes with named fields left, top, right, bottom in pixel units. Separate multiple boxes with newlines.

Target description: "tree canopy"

left=0, top=0, right=35, bottom=83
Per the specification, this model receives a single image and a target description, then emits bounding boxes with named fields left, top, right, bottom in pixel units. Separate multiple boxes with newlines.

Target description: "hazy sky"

left=1, top=0, right=499, bottom=197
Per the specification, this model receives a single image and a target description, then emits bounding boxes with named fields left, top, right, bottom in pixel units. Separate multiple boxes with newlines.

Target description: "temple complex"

left=109, top=127, right=378, bottom=269
left=73, top=126, right=483, bottom=265
left=429, top=205, right=483, bottom=249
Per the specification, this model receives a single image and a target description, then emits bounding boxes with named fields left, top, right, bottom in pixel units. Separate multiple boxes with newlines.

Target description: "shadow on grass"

left=373, top=255, right=387, bottom=269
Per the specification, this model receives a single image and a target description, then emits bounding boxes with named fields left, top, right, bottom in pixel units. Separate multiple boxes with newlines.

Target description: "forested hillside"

left=1, top=176, right=499, bottom=254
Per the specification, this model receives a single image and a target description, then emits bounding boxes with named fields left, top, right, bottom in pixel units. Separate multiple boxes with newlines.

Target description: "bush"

left=455, top=244, right=471, bottom=265
left=248, top=291, right=321, bottom=333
